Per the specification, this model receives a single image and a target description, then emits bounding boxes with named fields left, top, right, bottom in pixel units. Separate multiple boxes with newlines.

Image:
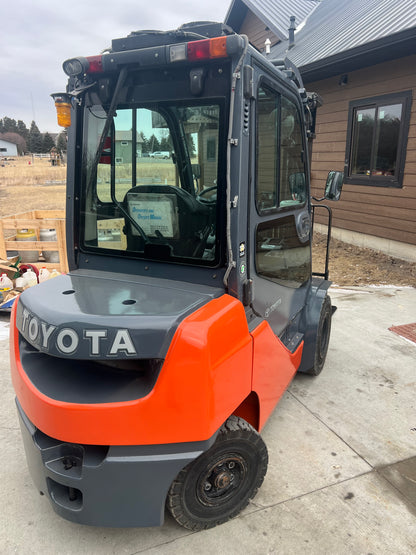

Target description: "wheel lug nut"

left=228, top=461, right=235, bottom=469
left=204, top=482, right=212, bottom=491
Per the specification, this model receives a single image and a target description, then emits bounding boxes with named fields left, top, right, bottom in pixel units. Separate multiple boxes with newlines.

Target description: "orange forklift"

left=10, top=22, right=342, bottom=530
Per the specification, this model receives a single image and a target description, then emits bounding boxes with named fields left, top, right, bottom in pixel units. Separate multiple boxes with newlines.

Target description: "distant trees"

left=0, top=116, right=65, bottom=155
left=42, top=132, right=56, bottom=153
left=148, top=134, right=161, bottom=153
left=56, top=130, right=67, bottom=153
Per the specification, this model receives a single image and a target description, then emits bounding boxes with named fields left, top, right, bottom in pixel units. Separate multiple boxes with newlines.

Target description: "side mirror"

left=324, top=171, right=343, bottom=201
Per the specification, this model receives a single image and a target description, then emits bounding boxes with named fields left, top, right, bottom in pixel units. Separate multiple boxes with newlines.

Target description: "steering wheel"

left=197, top=185, right=217, bottom=205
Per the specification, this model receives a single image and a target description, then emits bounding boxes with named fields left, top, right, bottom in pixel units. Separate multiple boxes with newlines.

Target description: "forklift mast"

left=10, top=22, right=334, bottom=531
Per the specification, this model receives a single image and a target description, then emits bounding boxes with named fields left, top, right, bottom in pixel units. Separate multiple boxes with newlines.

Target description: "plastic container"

left=0, top=273, right=13, bottom=292
left=15, top=277, right=26, bottom=291
left=40, top=229, right=59, bottom=263
left=23, top=269, right=38, bottom=287
left=49, top=269, right=61, bottom=279
left=39, top=267, right=50, bottom=282
left=16, top=229, right=38, bottom=263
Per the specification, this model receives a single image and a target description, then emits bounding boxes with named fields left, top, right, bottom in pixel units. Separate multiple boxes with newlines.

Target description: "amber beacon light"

left=51, top=93, right=72, bottom=128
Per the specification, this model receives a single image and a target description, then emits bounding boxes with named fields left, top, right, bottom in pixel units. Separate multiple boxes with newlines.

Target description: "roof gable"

left=270, top=0, right=416, bottom=76
left=226, top=0, right=319, bottom=41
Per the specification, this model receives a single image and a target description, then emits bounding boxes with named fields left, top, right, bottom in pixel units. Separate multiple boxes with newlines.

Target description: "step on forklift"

left=10, top=22, right=343, bottom=530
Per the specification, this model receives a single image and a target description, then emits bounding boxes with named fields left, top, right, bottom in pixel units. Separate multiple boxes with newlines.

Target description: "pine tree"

left=187, top=134, right=196, bottom=157
left=28, top=121, right=43, bottom=153
left=149, top=134, right=160, bottom=153
left=17, top=120, right=29, bottom=142
left=56, top=130, right=67, bottom=153
left=42, top=132, right=56, bottom=152
left=1, top=117, right=18, bottom=134
left=160, top=134, right=173, bottom=152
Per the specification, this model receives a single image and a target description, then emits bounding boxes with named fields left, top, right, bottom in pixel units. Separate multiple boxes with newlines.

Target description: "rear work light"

left=170, top=36, right=228, bottom=63
left=63, top=55, right=103, bottom=76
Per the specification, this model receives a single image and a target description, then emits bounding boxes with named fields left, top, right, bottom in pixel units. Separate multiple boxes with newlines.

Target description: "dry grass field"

left=0, top=156, right=66, bottom=217
left=0, top=155, right=415, bottom=286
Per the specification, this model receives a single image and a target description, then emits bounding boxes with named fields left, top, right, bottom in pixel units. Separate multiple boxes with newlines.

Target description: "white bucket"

left=40, top=229, right=60, bottom=263
left=16, top=229, right=38, bottom=262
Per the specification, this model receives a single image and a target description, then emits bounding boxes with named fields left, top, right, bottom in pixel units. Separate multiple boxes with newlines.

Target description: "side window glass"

left=256, top=86, right=279, bottom=212
left=280, top=97, right=306, bottom=206
left=256, top=216, right=311, bottom=288
left=256, top=87, right=306, bottom=213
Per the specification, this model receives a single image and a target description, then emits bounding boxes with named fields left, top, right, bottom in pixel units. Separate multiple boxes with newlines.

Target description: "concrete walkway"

left=1, top=286, right=415, bottom=554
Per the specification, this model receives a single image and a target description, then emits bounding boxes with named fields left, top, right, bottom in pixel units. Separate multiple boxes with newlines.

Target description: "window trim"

left=344, top=90, right=412, bottom=188
left=255, top=77, right=308, bottom=215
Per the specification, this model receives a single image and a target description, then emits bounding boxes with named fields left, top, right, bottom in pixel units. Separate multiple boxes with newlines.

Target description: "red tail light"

left=187, top=37, right=228, bottom=62
left=86, top=55, right=103, bottom=73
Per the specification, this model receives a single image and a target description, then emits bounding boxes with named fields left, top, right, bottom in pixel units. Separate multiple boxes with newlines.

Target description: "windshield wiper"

left=87, top=67, right=150, bottom=243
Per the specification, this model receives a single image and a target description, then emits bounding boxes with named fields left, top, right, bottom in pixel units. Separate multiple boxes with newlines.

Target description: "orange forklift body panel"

left=11, top=294, right=302, bottom=446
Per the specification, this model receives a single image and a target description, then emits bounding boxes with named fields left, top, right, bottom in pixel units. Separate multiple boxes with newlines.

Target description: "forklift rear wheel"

left=166, top=415, right=268, bottom=530
left=308, top=295, right=332, bottom=376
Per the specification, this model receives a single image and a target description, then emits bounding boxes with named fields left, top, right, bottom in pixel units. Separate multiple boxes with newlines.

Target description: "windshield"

left=81, top=102, right=223, bottom=266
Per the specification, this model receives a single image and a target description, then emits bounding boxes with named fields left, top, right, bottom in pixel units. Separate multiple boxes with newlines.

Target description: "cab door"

left=248, top=76, right=311, bottom=346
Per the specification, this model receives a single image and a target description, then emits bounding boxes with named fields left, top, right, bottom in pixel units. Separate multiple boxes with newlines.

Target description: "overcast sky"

left=1, top=0, right=231, bottom=133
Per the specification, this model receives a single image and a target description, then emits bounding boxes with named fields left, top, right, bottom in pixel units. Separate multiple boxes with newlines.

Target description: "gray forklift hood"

left=15, top=269, right=223, bottom=360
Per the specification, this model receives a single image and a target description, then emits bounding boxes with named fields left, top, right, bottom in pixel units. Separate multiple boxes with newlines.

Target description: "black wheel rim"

left=196, top=454, right=248, bottom=507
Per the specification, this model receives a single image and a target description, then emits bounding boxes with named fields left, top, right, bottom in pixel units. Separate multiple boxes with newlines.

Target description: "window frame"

left=80, top=99, right=226, bottom=268
left=255, top=78, right=308, bottom=215
left=344, top=90, right=412, bottom=188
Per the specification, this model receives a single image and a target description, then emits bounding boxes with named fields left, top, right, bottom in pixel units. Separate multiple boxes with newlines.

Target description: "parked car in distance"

left=149, top=151, right=170, bottom=159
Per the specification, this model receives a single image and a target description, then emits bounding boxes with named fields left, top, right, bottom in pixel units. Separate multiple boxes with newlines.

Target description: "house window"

left=345, top=91, right=412, bottom=187
left=206, top=138, right=216, bottom=161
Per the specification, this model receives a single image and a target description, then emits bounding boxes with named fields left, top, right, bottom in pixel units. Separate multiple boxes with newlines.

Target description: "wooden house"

left=225, top=0, right=416, bottom=261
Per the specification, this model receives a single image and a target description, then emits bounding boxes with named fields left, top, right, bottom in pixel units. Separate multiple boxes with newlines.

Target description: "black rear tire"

left=306, top=295, right=332, bottom=376
left=166, top=415, right=268, bottom=531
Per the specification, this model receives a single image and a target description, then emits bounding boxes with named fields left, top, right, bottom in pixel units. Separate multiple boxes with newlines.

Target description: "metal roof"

left=270, top=0, right=416, bottom=68
left=225, top=0, right=319, bottom=40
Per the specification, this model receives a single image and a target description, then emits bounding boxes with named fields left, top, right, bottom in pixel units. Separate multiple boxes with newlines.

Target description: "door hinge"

left=243, top=279, right=254, bottom=306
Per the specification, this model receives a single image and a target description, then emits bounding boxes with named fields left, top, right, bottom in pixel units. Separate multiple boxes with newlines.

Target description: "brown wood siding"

left=308, top=54, right=416, bottom=247
left=240, top=12, right=280, bottom=51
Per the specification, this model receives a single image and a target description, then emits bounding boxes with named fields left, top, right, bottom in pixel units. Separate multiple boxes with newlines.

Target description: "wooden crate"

left=0, top=210, right=68, bottom=273
left=97, top=218, right=127, bottom=251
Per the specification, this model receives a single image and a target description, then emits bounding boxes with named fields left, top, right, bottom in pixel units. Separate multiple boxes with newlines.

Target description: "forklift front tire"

left=166, top=415, right=268, bottom=531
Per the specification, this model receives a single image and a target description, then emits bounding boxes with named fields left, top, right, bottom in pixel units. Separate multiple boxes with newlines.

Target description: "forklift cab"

left=76, top=33, right=319, bottom=357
